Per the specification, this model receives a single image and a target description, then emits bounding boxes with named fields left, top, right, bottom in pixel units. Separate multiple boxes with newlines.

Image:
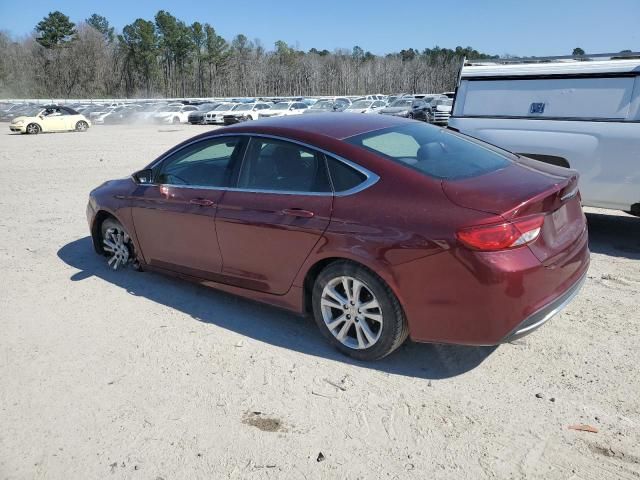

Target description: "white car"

left=88, top=106, right=116, bottom=120
left=152, top=105, right=198, bottom=124
left=258, top=101, right=308, bottom=118
left=449, top=54, right=640, bottom=215
left=344, top=100, right=387, bottom=114
left=133, top=103, right=169, bottom=122
left=93, top=106, right=127, bottom=124
left=222, top=103, right=272, bottom=124
left=9, top=105, right=91, bottom=134
left=204, top=103, right=239, bottom=124
left=426, top=98, right=453, bottom=125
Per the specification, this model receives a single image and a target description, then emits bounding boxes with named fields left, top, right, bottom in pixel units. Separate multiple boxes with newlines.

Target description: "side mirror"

left=132, top=168, right=154, bottom=184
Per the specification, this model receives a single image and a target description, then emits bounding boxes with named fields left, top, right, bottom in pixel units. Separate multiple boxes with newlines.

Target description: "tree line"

left=0, top=10, right=500, bottom=99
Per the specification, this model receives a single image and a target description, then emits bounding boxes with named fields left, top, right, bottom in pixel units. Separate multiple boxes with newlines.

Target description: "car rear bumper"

left=500, top=269, right=586, bottom=343
left=404, top=225, right=590, bottom=345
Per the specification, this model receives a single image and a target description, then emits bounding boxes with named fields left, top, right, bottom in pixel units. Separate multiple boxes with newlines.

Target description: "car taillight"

left=456, top=215, right=545, bottom=251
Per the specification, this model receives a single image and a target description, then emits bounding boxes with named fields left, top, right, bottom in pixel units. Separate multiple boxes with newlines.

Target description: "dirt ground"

left=1, top=123, right=639, bottom=480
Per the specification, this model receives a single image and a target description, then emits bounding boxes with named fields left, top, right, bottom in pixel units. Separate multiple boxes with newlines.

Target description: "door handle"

left=282, top=208, right=315, bottom=218
left=189, top=198, right=215, bottom=207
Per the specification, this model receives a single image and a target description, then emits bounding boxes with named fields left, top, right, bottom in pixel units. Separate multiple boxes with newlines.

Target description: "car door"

left=42, top=109, right=67, bottom=131
left=215, top=136, right=333, bottom=294
left=129, top=136, right=246, bottom=279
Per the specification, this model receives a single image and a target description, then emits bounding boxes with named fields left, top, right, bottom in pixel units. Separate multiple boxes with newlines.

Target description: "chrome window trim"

left=142, top=132, right=379, bottom=197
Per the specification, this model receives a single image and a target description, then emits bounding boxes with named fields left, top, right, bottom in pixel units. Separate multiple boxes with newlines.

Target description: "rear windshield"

left=345, top=123, right=512, bottom=180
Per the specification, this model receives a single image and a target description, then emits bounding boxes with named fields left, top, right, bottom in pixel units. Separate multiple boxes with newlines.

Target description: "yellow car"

left=9, top=105, right=91, bottom=134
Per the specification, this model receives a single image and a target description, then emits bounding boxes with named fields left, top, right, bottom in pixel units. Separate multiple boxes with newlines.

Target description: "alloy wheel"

left=102, top=227, right=131, bottom=270
left=26, top=124, right=40, bottom=134
left=320, top=276, right=383, bottom=350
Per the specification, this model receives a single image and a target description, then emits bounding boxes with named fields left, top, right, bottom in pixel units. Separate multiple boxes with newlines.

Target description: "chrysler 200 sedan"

left=87, top=114, right=589, bottom=360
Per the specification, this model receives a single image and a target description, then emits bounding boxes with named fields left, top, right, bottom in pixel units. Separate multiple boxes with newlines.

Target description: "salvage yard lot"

left=1, top=124, right=639, bottom=479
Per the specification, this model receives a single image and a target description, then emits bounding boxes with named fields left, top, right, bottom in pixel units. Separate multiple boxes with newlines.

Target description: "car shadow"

left=57, top=237, right=497, bottom=380
left=586, top=212, right=640, bottom=260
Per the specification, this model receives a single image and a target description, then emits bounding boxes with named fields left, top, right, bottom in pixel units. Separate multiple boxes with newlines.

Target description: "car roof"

left=209, top=113, right=412, bottom=140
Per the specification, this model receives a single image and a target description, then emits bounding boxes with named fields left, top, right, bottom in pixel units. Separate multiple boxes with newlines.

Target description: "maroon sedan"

left=87, top=114, right=589, bottom=360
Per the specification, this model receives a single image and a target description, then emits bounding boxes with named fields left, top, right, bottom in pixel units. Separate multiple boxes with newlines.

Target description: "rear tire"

left=312, top=261, right=408, bottom=361
left=75, top=120, right=88, bottom=132
left=172, top=117, right=180, bottom=124
left=26, top=123, right=40, bottom=134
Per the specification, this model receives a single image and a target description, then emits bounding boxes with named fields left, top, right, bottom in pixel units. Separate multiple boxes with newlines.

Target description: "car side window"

left=237, top=138, right=331, bottom=193
left=156, top=137, right=244, bottom=187
left=326, top=156, right=367, bottom=192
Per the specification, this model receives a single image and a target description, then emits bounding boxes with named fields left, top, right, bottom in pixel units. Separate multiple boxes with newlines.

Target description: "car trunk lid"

left=443, top=158, right=586, bottom=264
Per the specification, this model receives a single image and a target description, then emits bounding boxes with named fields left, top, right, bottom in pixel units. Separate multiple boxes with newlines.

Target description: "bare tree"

left=0, top=10, right=500, bottom=99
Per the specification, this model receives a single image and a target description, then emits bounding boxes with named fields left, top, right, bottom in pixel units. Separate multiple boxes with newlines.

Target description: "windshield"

left=235, top=104, right=253, bottom=111
left=349, top=100, right=373, bottom=109
left=198, top=103, right=216, bottom=111
left=345, top=123, right=511, bottom=180
left=270, top=102, right=291, bottom=110
left=390, top=99, right=412, bottom=108
left=163, top=106, right=181, bottom=112
left=213, top=104, right=233, bottom=111
left=436, top=99, right=453, bottom=106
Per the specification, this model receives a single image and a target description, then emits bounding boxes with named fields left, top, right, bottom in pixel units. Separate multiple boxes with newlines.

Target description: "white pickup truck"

left=449, top=54, right=640, bottom=216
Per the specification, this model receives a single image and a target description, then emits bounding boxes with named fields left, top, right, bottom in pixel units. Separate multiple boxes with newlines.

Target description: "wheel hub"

left=320, top=276, right=383, bottom=350
left=102, top=227, right=131, bottom=270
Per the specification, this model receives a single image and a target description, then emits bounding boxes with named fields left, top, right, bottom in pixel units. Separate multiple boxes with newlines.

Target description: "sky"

left=0, top=0, right=638, bottom=57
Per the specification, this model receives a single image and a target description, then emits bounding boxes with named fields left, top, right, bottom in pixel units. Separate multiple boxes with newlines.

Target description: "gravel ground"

left=1, top=124, right=639, bottom=480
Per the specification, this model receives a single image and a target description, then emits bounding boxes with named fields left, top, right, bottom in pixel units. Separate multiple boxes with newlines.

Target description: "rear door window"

left=237, top=138, right=331, bottom=192
left=346, top=123, right=511, bottom=180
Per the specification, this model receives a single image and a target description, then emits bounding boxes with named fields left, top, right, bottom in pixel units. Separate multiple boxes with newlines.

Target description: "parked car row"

left=2, top=92, right=456, bottom=132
